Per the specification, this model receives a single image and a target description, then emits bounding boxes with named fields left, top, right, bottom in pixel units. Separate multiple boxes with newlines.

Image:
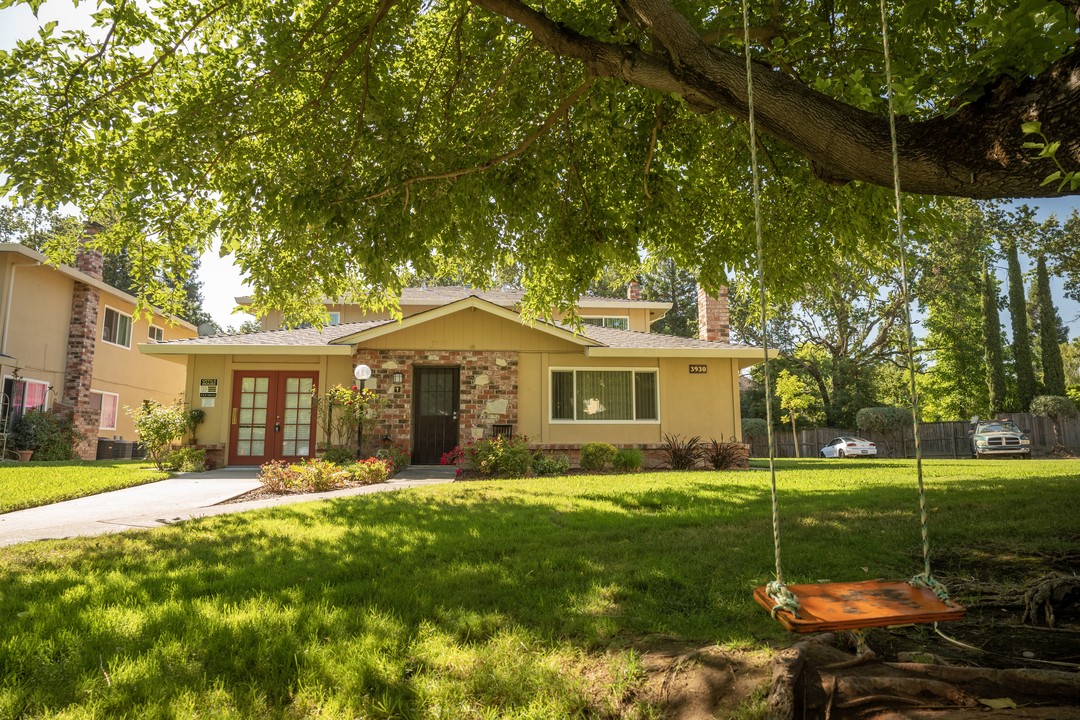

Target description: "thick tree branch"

left=470, top=0, right=1080, bottom=198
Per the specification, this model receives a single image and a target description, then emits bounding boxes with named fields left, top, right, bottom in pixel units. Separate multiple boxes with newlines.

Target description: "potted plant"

left=9, top=412, right=38, bottom=462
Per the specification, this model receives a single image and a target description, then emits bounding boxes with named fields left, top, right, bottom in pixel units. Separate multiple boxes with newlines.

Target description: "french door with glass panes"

left=228, top=371, right=317, bottom=465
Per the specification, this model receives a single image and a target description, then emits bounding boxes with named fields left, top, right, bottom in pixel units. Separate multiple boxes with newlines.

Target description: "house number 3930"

left=689, top=364, right=708, bottom=374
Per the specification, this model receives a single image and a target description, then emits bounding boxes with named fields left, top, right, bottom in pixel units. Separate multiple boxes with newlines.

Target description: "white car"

left=820, top=436, right=877, bottom=458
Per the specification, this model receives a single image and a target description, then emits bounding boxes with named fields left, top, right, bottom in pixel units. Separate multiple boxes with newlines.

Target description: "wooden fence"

left=747, top=412, right=1080, bottom=459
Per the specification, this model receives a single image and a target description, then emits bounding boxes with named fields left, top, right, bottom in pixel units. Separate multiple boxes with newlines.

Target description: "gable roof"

left=142, top=294, right=764, bottom=362
left=0, top=243, right=198, bottom=331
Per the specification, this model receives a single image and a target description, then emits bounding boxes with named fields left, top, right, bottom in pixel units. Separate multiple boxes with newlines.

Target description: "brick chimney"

left=62, top=222, right=104, bottom=459
left=627, top=280, right=642, bottom=301
left=697, top=285, right=730, bottom=344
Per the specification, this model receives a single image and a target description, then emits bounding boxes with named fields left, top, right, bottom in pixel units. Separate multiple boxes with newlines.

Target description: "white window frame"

left=327, top=311, right=341, bottom=326
left=581, top=316, right=630, bottom=330
left=3, top=376, right=51, bottom=417
left=148, top=324, right=165, bottom=342
left=90, top=390, right=120, bottom=431
left=549, top=367, right=660, bottom=424
left=101, top=306, right=133, bottom=349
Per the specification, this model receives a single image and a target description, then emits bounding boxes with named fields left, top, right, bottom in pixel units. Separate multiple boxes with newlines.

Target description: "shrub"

left=344, top=457, right=392, bottom=485
left=258, top=458, right=348, bottom=493
left=579, top=442, right=617, bottom=471
left=320, top=446, right=356, bottom=465
left=185, top=407, right=206, bottom=444
left=612, top=447, right=643, bottom=472
left=468, top=435, right=533, bottom=477
left=129, top=401, right=188, bottom=470
left=705, top=438, right=744, bottom=470
left=9, top=409, right=78, bottom=460
left=165, top=447, right=207, bottom=472
left=532, top=452, right=570, bottom=476
left=740, top=418, right=768, bottom=439
left=376, top=445, right=410, bottom=474
left=661, top=434, right=703, bottom=470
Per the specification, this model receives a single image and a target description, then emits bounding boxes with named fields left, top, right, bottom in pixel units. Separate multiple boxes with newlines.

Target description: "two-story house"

left=142, top=284, right=763, bottom=467
left=0, top=239, right=197, bottom=459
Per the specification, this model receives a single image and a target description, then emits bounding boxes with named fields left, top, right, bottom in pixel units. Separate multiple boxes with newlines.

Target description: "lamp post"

left=353, top=364, right=372, bottom=457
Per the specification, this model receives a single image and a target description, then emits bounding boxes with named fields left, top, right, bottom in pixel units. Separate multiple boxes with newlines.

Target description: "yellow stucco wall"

left=0, top=256, right=196, bottom=441
left=518, top=354, right=743, bottom=445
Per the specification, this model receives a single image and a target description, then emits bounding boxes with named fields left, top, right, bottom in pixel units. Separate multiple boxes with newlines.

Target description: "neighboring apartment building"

left=0, top=239, right=198, bottom=458
left=143, top=282, right=761, bottom=467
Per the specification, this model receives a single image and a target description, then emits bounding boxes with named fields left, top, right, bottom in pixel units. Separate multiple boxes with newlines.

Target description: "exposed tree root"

left=1022, top=573, right=1080, bottom=628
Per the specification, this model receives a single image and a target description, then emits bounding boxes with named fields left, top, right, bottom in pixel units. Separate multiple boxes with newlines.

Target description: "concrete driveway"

left=0, top=465, right=456, bottom=547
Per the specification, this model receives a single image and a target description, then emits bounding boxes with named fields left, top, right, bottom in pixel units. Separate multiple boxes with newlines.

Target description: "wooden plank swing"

left=738, top=0, right=965, bottom=635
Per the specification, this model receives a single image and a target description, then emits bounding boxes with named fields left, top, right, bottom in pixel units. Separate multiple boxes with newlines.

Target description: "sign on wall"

left=199, top=378, right=218, bottom=397
left=689, top=364, right=708, bottom=374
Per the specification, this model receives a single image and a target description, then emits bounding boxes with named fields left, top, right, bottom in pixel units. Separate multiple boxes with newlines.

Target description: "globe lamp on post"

left=353, top=364, right=372, bottom=456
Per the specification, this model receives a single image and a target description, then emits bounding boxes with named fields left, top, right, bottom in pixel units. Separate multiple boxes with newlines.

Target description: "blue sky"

left=2, top=2, right=1078, bottom=333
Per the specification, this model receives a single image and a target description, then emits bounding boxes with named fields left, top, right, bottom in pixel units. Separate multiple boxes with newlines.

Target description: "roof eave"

left=139, top=344, right=354, bottom=356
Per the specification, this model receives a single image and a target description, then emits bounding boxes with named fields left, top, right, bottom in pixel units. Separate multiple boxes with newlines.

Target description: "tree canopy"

left=1, top=0, right=1078, bottom=318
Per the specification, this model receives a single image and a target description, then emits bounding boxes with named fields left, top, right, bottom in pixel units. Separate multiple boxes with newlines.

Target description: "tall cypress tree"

left=981, top=263, right=1008, bottom=414
left=1006, top=239, right=1038, bottom=410
left=1036, top=255, right=1067, bottom=396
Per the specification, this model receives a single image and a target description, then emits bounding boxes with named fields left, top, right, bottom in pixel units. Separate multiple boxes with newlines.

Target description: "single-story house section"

left=141, top=290, right=765, bottom=467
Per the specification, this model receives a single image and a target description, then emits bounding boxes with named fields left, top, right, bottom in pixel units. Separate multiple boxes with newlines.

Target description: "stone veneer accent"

left=696, top=285, right=730, bottom=344
left=60, top=228, right=104, bottom=460
left=351, top=349, right=518, bottom=459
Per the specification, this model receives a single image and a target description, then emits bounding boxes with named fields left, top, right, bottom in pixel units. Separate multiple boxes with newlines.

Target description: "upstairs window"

left=102, top=307, right=133, bottom=348
left=148, top=325, right=165, bottom=342
left=581, top=316, right=629, bottom=330
left=328, top=312, right=341, bottom=326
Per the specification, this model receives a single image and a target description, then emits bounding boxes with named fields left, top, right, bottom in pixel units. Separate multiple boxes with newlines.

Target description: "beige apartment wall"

left=362, top=307, right=586, bottom=353
left=519, top=353, right=742, bottom=445
left=93, top=292, right=194, bottom=438
left=4, top=263, right=74, bottom=393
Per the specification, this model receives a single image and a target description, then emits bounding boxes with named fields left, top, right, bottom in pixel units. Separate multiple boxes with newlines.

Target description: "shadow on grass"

left=1, top=469, right=1077, bottom=717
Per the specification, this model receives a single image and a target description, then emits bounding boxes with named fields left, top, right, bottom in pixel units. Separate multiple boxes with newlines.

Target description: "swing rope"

left=747, top=0, right=952, bottom=620
left=741, top=0, right=800, bottom=619
left=877, top=0, right=952, bottom=606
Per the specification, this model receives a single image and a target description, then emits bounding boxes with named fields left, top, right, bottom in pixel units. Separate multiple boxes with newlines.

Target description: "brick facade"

left=59, top=228, right=104, bottom=459
left=351, top=349, right=518, bottom=460
left=696, top=285, right=730, bottom=344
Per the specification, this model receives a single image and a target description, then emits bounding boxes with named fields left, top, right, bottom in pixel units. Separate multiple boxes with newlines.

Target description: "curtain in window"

left=551, top=371, right=574, bottom=419
left=576, top=370, right=632, bottom=420
left=99, top=394, right=118, bottom=429
left=634, top=372, right=658, bottom=420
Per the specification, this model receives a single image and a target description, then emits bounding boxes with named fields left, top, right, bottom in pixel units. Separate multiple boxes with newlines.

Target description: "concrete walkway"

left=0, top=465, right=457, bottom=547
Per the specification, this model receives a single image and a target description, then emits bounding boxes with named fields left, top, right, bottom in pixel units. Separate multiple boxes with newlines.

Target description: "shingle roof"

left=153, top=319, right=391, bottom=346
left=151, top=308, right=756, bottom=353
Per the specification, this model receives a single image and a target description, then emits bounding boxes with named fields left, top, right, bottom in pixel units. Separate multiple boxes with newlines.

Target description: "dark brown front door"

left=229, top=371, right=317, bottom=465
left=412, top=367, right=460, bottom=464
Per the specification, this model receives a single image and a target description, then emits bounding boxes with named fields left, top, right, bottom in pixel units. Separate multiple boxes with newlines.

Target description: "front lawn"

left=0, top=460, right=169, bottom=513
left=1, top=459, right=1077, bottom=718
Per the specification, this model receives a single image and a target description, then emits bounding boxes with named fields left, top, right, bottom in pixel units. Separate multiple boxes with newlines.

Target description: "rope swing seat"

left=738, top=0, right=965, bottom=634
left=752, top=580, right=966, bottom=634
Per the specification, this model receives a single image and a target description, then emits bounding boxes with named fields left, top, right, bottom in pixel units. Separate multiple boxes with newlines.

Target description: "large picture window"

left=550, top=369, right=659, bottom=422
left=102, top=307, right=133, bottom=348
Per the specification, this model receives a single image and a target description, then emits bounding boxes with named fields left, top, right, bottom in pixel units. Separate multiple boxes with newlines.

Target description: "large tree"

left=1, top=0, right=1078, bottom=318
left=1005, top=233, right=1039, bottom=411
left=981, top=263, right=1008, bottom=414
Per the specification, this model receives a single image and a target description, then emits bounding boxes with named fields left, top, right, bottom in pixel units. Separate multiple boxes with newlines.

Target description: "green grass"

left=0, top=460, right=169, bottom=513
left=1, top=459, right=1077, bottom=718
